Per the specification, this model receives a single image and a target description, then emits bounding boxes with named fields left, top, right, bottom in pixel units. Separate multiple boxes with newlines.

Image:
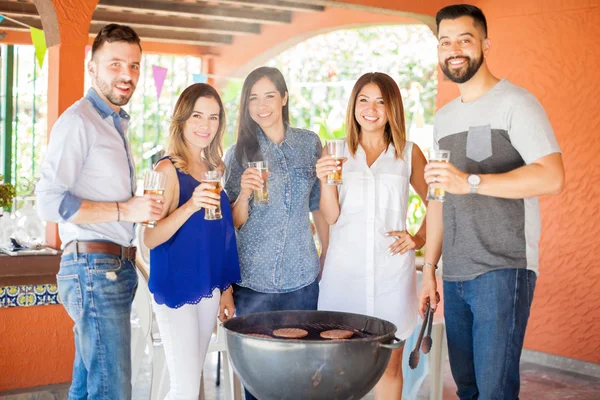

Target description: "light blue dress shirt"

left=35, top=88, right=136, bottom=248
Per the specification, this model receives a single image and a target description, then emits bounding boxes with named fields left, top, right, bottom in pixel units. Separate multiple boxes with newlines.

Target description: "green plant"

left=0, top=180, right=17, bottom=209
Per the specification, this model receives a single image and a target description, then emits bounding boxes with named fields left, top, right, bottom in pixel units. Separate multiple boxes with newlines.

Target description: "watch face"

left=468, top=174, right=481, bottom=185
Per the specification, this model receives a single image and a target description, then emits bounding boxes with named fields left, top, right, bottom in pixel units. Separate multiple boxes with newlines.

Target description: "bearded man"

left=418, top=5, right=565, bottom=399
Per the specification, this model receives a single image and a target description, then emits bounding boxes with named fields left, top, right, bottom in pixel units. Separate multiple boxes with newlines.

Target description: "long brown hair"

left=234, top=67, right=290, bottom=164
left=346, top=72, right=406, bottom=159
left=166, top=83, right=226, bottom=172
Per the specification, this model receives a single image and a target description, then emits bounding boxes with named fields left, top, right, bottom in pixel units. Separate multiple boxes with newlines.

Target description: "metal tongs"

left=408, top=294, right=438, bottom=369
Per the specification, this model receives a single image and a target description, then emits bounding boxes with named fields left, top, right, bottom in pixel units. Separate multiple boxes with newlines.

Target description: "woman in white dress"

left=317, top=72, right=431, bottom=399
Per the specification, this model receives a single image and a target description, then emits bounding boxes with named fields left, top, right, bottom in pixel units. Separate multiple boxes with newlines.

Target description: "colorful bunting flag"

left=152, top=65, right=168, bottom=100
left=29, top=27, right=47, bottom=68
left=193, top=73, right=208, bottom=84
left=0, top=16, right=5, bottom=24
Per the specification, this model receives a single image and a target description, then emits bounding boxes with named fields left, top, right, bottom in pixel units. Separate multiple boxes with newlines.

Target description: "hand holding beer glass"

left=426, top=149, right=451, bottom=202
left=143, top=170, right=167, bottom=228
left=324, top=140, right=347, bottom=185
left=247, top=161, right=269, bottom=205
left=201, top=170, right=223, bottom=220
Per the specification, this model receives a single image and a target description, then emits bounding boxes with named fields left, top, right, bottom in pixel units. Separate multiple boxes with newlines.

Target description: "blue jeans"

left=443, top=268, right=536, bottom=400
left=57, top=251, right=138, bottom=400
left=233, top=280, right=319, bottom=400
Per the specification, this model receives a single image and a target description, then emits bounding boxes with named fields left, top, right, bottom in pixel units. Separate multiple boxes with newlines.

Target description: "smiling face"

left=182, top=96, right=222, bottom=151
left=88, top=41, right=141, bottom=111
left=354, top=83, right=388, bottom=135
left=247, top=76, right=288, bottom=131
left=437, top=16, right=489, bottom=84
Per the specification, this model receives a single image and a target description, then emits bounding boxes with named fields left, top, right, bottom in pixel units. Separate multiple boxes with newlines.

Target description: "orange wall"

left=0, top=306, right=74, bottom=391
left=476, top=0, right=600, bottom=364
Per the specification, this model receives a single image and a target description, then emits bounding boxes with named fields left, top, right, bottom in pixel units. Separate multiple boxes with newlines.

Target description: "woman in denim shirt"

left=224, top=67, right=328, bottom=398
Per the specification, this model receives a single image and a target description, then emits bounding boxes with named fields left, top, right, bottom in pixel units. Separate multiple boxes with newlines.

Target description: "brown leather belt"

left=64, top=241, right=137, bottom=261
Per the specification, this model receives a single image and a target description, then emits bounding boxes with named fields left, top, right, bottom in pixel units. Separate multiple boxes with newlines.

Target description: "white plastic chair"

left=131, top=266, right=153, bottom=386
left=133, top=226, right=170, bottom=400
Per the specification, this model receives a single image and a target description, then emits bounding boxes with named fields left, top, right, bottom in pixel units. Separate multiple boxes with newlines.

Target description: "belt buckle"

left=121, top=246, right=127, bottom=260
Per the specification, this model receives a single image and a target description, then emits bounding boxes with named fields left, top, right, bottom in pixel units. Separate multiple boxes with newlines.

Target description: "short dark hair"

left=91, top=24, right=142, bottom=58
left=436, top=4, right=488, bottom=38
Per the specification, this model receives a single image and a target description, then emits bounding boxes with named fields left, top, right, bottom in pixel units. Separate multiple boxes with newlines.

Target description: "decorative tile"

left=0, top=284, right=61, bottom=308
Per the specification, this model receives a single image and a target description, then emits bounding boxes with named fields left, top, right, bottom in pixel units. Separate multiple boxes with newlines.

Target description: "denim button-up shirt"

left=224, top=126, right=321, bottom=293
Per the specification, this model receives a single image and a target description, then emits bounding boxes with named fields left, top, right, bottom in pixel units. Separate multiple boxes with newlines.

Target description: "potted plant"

left=0, top=176, right=16, bottom=217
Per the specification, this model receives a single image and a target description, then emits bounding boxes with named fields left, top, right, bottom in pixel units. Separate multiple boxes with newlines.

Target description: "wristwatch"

left=467, top=174, right=481, bottom=194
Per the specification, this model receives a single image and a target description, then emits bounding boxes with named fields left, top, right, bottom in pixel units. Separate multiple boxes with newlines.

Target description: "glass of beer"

left=202, top=170, right=223, bottom=220
left=143, top=170, right=167, bottom=228
left=326, top=139, right=347, bottom=185
left=247, top=161, right=269, bottom=205
left=426, top=149, right=451, bottom=202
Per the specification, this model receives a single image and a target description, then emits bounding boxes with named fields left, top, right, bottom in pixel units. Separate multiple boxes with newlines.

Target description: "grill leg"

left=216, top=351, right=221, bottom=386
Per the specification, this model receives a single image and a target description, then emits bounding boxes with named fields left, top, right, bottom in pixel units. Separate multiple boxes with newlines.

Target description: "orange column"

left=202, top=55, right=216, bottom=88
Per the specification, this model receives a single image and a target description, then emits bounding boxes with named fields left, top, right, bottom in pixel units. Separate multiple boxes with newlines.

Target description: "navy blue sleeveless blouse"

left=149, top=158, right=241, bottom=308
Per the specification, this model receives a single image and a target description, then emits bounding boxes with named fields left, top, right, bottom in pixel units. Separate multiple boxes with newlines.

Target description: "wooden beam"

left=0, top=2, right=261, bottom=36
left=92, top=9, right=261, bottom=36
left=0, top=18, right=43, bottom=31
left=195, top=0, right=325, bottom=13
left=0, top=1, right=40, bottom=20
left=97, top=0, right=292, bottom=25
left=0, top=18, right=231, bottom=46
left=89, top=22, right=233, bottom=46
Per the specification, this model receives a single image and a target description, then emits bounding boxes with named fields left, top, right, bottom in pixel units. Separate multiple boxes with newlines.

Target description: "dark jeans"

left=233, top=280, right=319, bottom=400
left=58, top=251, right=138, bottom=400
left=443, top=268, right=536, bottom=400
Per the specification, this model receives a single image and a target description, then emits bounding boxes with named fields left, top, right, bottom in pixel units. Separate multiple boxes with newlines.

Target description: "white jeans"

left=153, top=288, right=221, bottom=400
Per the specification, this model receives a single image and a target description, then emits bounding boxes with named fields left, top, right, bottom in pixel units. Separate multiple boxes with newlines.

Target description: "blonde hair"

left=166, top=83, right=226, bottom=172
left=345, top=72, right=407, bottom=159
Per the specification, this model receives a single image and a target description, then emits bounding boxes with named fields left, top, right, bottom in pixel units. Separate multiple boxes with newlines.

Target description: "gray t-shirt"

left=434, top=79, right=561, bottom=281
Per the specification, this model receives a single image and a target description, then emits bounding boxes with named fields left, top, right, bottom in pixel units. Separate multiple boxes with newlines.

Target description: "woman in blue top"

left=224, top=67, right=328, bottom=400
left=144, top=83, right=240, bottom=400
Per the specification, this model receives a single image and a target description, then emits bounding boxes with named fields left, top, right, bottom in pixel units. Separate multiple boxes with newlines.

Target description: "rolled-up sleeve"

left=35, top=113, right=86, bottom=222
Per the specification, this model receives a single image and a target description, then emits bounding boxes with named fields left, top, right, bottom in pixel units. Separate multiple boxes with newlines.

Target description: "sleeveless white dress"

left=318, top=141, right=418, bottom=339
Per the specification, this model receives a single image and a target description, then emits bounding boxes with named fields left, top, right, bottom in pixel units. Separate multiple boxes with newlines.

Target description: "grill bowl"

left=222, top=310, right=404, bottom=400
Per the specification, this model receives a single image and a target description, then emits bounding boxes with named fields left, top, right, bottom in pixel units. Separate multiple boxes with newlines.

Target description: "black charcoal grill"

left=222, top=310, right=404, bottom=400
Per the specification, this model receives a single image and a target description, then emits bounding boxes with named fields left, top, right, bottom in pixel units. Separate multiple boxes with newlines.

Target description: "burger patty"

left=319, top=329, right=354, bottom=340
left=272, top=328, right=309, bottom=339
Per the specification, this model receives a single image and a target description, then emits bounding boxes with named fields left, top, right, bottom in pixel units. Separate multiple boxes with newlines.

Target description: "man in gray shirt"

left=418, top=5, right=564, bottom=399
left=36, top=24, right=164, bottom=400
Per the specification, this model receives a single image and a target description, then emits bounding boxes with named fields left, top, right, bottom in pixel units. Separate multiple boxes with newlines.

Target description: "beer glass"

left=426, top=149, right=451, bottom=202
left=248, top=161, right=269, bottom=205
left=326, top=140, right=347, bottom=185
left=143, top=170, right=167, bottom=228
left=202, top=170, right=223, bottom=220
